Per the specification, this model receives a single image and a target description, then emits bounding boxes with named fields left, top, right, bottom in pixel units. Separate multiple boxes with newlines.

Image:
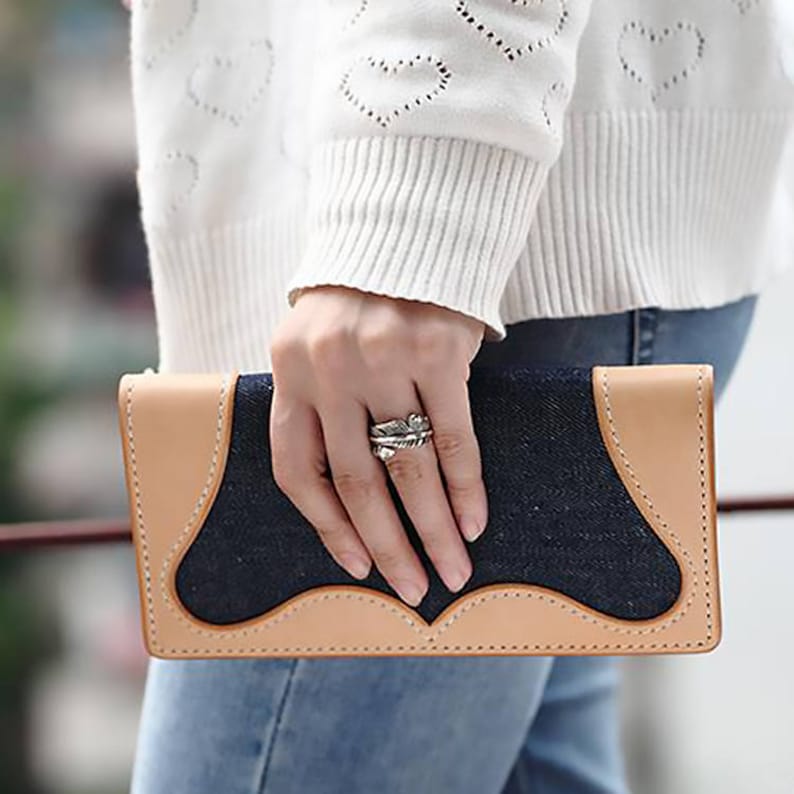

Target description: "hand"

left=269, top=285, right=489, bottom=607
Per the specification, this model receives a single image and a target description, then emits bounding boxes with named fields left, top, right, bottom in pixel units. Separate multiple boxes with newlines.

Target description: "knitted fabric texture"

left=128, top=0, right=794, bottom=372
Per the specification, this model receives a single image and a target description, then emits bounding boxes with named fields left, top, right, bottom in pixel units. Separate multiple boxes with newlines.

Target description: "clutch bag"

left=116, top=363, right=721, bottom=658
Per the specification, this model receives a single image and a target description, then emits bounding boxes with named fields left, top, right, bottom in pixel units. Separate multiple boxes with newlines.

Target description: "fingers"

left=316, top=393, right=432, bottom=607
left=416, top=371, right=488, bottom=543
left=270, top=387, right=373, bottom=581
left=365, top=378, right=474, bottom=594
left=270, top=363, right=483, bottom=607
left=269, top=286, right=488, bottom=611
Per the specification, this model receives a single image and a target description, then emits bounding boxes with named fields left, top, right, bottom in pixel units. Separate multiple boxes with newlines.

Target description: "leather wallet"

left=116, top=363, right=721, bottom=659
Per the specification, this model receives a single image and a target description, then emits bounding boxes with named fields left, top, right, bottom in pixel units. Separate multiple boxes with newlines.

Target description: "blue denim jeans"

left=130, top=295, right=758, bottom=794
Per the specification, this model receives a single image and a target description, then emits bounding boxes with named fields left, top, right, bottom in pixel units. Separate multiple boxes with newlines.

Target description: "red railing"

left=0, top=496, right=791, bottom=551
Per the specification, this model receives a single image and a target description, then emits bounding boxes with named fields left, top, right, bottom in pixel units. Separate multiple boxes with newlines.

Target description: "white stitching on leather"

left=125, top=380, right=157, bottom=644
left=126, top=368, right=711, bottom=654
left=696, top=368, right=713, bottom=635
left=156, top=375, right=232, bottom=632
left=596, top=368, right=702, bottom=632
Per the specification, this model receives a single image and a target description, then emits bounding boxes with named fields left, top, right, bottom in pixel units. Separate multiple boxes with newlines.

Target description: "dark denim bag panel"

left=175, top=367, right=682, bottom=626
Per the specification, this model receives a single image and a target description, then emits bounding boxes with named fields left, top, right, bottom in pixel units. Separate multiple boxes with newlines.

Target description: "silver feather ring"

left=368, top=412, right=434, bottom=462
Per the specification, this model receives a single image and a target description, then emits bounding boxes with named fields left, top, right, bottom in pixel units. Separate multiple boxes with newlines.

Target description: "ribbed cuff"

left=285, top=136, right=550, bottom=342
left=145, top=211, right=305, bottom=373
left=500, top=108, right=794, bottom=324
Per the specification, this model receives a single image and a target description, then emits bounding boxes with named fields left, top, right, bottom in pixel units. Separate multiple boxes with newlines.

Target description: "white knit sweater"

left=129, top=0, right=794, bottom=373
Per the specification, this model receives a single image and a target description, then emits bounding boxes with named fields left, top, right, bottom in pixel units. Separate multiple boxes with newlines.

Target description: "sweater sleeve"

left=285, top=0, right=594, bottom=341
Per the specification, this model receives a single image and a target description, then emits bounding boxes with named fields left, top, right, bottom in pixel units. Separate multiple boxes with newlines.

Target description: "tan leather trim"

left=590, top=364, right=721, bottom=650
left=117, top=364, right=721, bottom=658
left=117, top=370, right=238, bottom=658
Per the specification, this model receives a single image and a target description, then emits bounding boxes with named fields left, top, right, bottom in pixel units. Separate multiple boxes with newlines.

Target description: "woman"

left=125, top=0, right=794, bottom=791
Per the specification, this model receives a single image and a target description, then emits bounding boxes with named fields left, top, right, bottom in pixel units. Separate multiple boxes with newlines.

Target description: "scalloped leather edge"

left=117, top=364, right=720, bottom=658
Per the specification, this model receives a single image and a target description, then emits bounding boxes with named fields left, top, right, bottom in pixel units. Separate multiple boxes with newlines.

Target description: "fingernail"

left=460, top=515, right=485, bottom=542
left=393, top=579, right=426, bottom=607
left=445, top=564, right=472, bottom=593
left=339, top=553, right=371, bottom=580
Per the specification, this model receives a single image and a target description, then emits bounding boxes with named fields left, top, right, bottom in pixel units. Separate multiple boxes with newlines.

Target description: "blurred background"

left=0, top=2, right=791, bottom=793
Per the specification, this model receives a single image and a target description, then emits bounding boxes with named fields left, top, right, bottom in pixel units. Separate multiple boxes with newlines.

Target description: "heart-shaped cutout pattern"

left=541, top=80, right=569, bottom=138
left=774, top=2, right=794, bottom=85
left=340, top=54, right=451, bottom=128
left=340, top=0, right=369, bottom=32
left=139, top=150, right=199, bottom=223
left=729, top=0, right=760, bottom=14
left=455, top=0, right=568, bottom=62
left=140, top=0, right=198, bottom=71
left=618, top=19, right=705, bottom=103
left=187, top=38, right=274, bottom=127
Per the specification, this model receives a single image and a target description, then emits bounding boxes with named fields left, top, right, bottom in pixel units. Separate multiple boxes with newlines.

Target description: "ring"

left=368, top=412, right=434, bottom=462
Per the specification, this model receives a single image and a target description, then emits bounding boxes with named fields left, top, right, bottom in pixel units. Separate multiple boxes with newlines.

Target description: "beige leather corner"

left=117, top=364, right=720, bottom=658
